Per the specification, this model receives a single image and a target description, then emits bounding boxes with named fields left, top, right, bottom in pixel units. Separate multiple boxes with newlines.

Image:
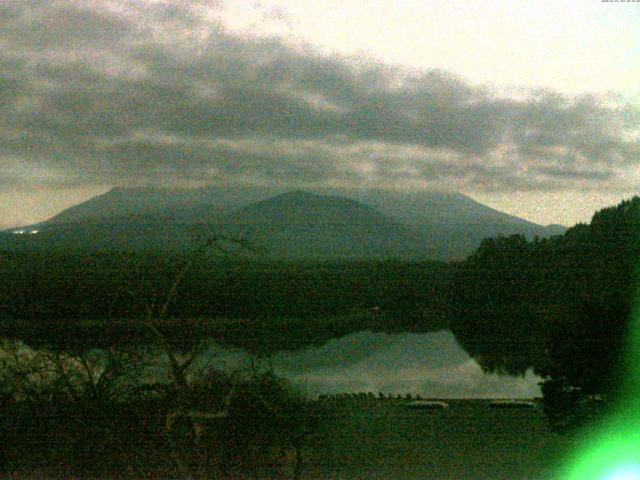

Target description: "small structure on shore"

left=489, top=399, right=536, bottom=408
left=406, top=400, right=449, bottom=410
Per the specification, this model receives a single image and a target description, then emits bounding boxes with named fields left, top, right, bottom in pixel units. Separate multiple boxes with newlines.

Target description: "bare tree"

left=136, top=234, right=253, bottom=478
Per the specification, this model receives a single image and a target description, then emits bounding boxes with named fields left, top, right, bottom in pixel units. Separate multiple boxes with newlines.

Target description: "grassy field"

left=301, top=398, right=571, bottom=480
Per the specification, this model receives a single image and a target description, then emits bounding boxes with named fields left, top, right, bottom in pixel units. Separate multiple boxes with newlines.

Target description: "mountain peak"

left=232, top=190, right=391, bottom=225
left=275, top=190, right=352, bottom=202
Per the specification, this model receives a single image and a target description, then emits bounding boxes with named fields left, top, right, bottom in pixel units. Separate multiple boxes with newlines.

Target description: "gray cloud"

left=0, top=0, right=638, bottom=193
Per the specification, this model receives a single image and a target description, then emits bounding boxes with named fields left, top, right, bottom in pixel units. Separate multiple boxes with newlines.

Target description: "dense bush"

left=0, top=344, right=316, bottom=479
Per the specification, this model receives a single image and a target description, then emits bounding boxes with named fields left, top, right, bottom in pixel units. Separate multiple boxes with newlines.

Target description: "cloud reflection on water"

left=205, top=330, right=542, bottom=399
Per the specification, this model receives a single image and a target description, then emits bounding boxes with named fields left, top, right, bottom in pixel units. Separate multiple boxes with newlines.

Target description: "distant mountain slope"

left=325, top=188, right=563, bottom=233
left=230, top=190, right=392, bottom=227
left=223, top=190, right=429, bottom=259
left=0, top=187, right=226, bottom=253
left=0, top=221, right=222, bottom=254
left=319, top=188, right=566, bottom=259
left=2, top=186, right=567, bottom=260
left=44, top=187, right=214, bottom=224
left=42, top=185, right=280, bottom=225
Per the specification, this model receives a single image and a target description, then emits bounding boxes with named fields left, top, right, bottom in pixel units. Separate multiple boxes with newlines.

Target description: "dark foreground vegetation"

left=0, top=250, right=451, bottom=478
left=0, top=365, right=567, bottom=480
left=0, top=345, right=317, bottom=479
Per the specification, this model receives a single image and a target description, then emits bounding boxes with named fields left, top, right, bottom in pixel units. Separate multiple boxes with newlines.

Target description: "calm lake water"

left=2, top=329, right=542, bottom=400
left=2, top=329, right=569, bottom=479
left=301, top=398, right=569, bottom=480
left=208, top=329, right=542, bottom=399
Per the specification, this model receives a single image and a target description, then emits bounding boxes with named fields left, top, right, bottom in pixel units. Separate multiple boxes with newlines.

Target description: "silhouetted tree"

left=449, top=197, right=640, bottom=432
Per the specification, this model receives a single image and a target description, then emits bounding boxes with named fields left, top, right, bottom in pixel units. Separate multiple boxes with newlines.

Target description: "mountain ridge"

left=2, top=186, right=567, bottom=260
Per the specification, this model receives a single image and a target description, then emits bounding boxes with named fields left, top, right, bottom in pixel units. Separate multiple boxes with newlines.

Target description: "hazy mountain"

left=0, top=187, right=228, bottom=253
left=223, top=190, right=430, bottom=259
left=321, top=188, right=567, bottom=259
left=42, top=185, right=282, bottom=225
left=44, top=187, right=217, bottom=224
left=332, top=189, right=552, bottom=229
left=1, top=186, right=567, bottom=260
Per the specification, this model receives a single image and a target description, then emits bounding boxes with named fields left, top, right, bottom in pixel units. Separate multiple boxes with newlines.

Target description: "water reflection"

left=202, top=330, right=542, bottom=398
left=2, top=330, right=541, bottom=399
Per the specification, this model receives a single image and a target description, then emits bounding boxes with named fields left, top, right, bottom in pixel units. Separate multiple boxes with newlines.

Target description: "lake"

left=300, top=398, right=569, bottom=480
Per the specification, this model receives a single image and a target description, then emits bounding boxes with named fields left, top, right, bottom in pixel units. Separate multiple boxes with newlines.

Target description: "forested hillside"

left=449, top=196, right=640, bottom=430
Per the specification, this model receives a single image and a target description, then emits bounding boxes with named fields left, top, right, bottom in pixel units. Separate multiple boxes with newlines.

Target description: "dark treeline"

left=450, top=196, right=640, bottom=431
left=0, top=256, right=452, bottom=352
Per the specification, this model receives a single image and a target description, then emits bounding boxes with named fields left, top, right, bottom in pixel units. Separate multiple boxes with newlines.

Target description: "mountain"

left=0, top=188, right=225, bottom=254
left=41, top=185, right=283, bottom=225
left=321, top=187, right=564, bottom=233
left=223, top=190, right=429, bottom=259
left=0, top=186, right=567, bottom=260
left=318, top=188, right=566, bottom=259
left=0, top=185, right=287, bottom=254
left=43, top=187, right=217, bottom=224
left=338, top=189, right=552, bottom=229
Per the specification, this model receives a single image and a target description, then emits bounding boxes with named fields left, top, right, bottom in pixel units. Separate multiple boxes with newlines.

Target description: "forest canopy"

left=449, top=196, right=640, bottom=428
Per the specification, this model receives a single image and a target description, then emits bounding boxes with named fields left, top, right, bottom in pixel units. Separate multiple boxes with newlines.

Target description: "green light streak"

left=557, top=270, right=640, bottom=480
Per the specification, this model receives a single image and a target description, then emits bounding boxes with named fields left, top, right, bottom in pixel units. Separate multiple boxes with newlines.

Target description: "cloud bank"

left=1, top=0, right=638, bottom=193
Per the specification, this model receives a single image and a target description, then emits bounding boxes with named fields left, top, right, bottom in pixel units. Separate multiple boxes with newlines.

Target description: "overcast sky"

left=1, top=0, right=639, bottom=227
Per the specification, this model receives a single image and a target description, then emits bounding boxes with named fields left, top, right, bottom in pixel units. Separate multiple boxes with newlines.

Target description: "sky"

left=1, top=0, right=639, bottom=227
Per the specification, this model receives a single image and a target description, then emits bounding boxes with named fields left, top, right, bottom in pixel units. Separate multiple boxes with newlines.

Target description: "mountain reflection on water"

left=1, top=330, right=541, bottom=399
left=204, top=330, right=541, bottom=398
